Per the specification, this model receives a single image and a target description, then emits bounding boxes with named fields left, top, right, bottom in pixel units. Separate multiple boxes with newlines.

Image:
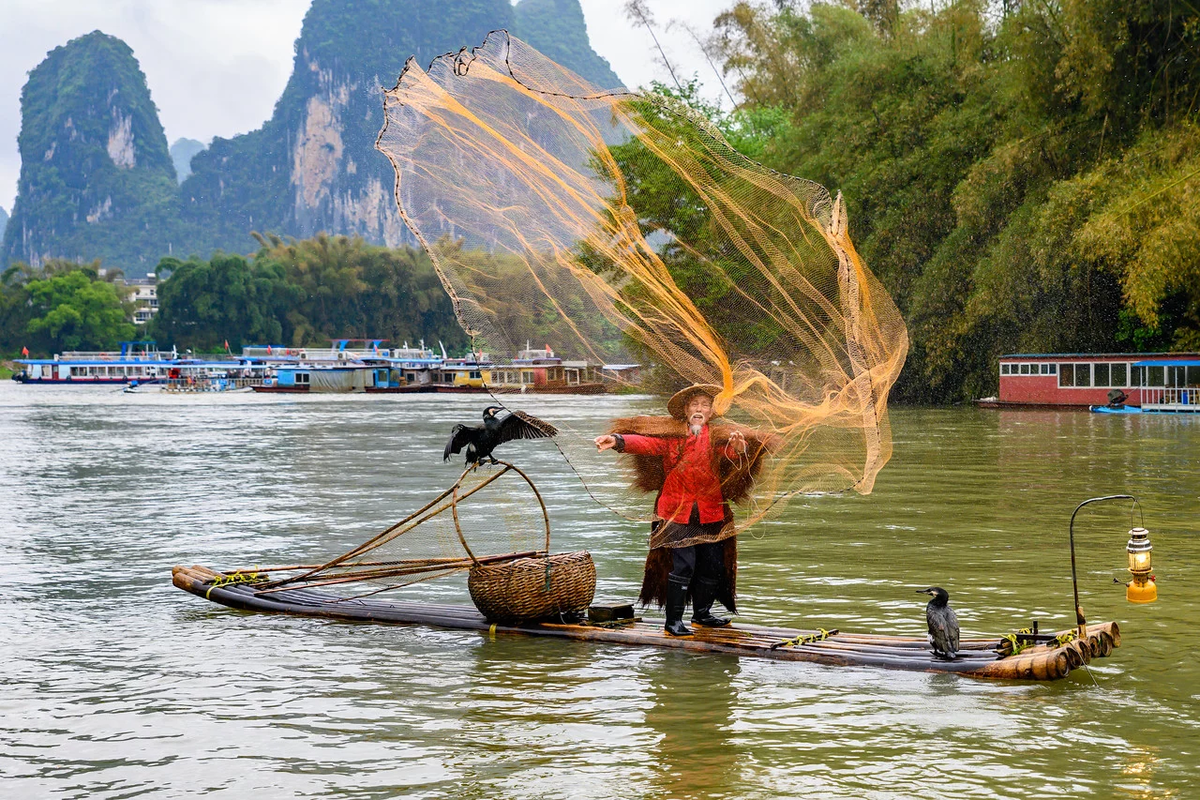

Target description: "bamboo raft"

left=173, top=565, right=1120, bottom=681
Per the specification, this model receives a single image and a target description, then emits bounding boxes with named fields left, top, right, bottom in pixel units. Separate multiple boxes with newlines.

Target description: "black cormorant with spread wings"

left=443, top=406, right=558, bottom=466
left=918, top=586, right=960, bottom=659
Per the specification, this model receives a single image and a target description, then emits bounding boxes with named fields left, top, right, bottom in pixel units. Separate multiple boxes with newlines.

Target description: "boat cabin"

left=487, top=347, right=604, bottom=391
left=995, top=352, right=1200, bottom=410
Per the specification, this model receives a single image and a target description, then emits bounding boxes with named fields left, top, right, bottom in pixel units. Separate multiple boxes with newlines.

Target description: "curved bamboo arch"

left=452, top=460, right=552, bottom=566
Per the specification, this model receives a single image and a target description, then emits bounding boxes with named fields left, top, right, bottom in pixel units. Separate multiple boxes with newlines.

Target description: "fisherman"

left=594, top=384, right=770, bottom=636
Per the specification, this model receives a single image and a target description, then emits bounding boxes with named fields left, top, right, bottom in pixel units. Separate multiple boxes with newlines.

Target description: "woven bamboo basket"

left=453, top=461, right=596, bottom=623
left=468, top=550, right=596, bottom=623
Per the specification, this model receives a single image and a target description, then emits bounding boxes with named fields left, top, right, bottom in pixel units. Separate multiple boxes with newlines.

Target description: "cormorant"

left=917, top=586, right=960, bottom=659
left=443, top=406, right=558, bottom=466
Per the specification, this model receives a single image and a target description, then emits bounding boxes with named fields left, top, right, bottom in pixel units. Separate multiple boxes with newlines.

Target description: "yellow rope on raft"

left=205, top=571, right=269, bottom=599
left=998, top=633, right=1029, bottom=657
left=771, top=628, right=838, bottom=650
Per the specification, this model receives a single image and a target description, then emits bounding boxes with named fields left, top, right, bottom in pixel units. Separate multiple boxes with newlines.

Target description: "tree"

left=24, top=268, right=135, bottom=352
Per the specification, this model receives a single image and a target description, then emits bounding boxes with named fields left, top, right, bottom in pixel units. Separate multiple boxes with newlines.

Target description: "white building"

left=121, top=274, right=159, bottom=324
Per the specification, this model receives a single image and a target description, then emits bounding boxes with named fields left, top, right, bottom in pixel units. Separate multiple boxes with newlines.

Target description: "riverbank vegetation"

left=0, top=260, right=135, bottom=355
left=149, top=233, right=467, bottom=353
left=700, top=0, right=1199, bottom=402
left=0, top=234, right=468, bottom=358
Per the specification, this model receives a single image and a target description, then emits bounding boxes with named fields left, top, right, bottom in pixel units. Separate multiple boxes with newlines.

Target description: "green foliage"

left=0, top=31, right=181, bottom=272
left=707, top=0, right=1200, bottom=401
left=149, top=253, right=294, bottom=351
left=148, top=233, right=468, bottom=353
left=2, top=260, right=136, bottom=353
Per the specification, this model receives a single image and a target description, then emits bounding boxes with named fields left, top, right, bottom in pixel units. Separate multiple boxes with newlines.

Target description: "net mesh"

left=375, top=30, right=907, bottom=528
left=247, top=464, right=550, bottom=600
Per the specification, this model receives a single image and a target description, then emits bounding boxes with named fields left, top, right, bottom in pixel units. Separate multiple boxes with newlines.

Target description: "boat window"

left=470, top=371, right=481, bottom=379
left=1059, top=364, right=1074, bottom=387
left=1169, top=366, right=1186, bottom=387
left=1038, top=364, right=1048, bottom=374
left=296, top=372, right=310, bottom=385
left=1048, top=364, right=1057, bottom=374
left=1148, top=366, right=1164, bottom=386
left=1111, top=363, right=1128, bottom=387
left=521, top=371, right=534, bottom=384
left=1189, top=366, right=1200, bottom=387
left=1094, top=363, right=1110, bottom=387
left=1131, top=366, right=1143, bottom=386
left=1019, top=364, right=1030, bottom=374
left=1074, top=364, right=1091, bottom=387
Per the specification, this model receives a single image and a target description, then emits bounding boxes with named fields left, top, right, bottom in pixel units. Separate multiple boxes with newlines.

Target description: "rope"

left=205, top=570, right=268, bottom=599
left=770, top=628, right=838, bottom=650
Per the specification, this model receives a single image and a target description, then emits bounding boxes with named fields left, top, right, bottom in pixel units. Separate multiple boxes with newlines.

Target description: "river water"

left=1, top=382, right=1197, bottom=798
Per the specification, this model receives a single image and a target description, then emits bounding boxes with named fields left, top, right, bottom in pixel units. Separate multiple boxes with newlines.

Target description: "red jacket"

left=616, top=426, right=728, bottom=524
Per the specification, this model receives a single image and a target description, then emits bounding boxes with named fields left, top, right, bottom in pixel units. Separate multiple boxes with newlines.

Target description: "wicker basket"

left=468, top=550, right=596, bottom=623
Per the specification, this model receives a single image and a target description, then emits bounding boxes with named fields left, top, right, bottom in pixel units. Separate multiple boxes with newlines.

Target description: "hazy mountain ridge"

left=2, top=0, right=622, bottom=275
left=169, top=138, right=206, bottom=184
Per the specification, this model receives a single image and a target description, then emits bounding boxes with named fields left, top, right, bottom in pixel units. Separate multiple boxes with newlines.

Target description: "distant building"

left=120, top=274, right=159, bottom=324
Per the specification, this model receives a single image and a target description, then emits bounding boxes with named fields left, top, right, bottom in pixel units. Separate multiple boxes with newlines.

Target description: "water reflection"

left=641, top=652, right=742, bottom=800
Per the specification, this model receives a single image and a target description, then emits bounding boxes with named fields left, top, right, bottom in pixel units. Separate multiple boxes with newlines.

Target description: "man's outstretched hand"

left=594, top=434, right=617, bottom=451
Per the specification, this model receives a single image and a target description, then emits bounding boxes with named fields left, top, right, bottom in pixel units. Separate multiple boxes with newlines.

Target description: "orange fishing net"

left=376, top=31, right=907, bottom=525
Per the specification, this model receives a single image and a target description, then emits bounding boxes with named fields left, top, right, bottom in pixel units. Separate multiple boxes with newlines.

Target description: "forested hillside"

left=0, top=31, right=180, bottom=274
left=705, top=0, right=1199, bottom=401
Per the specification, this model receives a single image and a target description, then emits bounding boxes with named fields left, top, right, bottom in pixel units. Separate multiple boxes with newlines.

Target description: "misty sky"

left=0, top=0, right=740, bottom=214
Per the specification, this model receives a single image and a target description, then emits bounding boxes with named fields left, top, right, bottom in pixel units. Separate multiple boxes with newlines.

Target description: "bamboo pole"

left=252, top=550, right=543, bottom=595
left=265, top=466, right=512, bottom=588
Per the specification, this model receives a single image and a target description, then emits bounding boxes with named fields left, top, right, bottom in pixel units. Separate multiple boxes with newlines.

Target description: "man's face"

left=685, top=394, right=714, bottom=429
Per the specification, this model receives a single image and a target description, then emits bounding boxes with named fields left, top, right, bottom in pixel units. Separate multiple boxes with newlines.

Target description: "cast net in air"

left=375, top=30, right=908, bottom=528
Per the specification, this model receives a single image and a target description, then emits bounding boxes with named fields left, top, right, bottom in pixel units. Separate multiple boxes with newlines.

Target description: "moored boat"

left=979, top=352, right=1200, bottom=411
left=14, top=340, right=171, bottom=385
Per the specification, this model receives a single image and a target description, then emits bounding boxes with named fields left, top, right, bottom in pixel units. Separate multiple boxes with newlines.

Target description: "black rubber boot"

left=691, top=577, right=731, bottom=627
left=664, top=574, right=693, bottom=636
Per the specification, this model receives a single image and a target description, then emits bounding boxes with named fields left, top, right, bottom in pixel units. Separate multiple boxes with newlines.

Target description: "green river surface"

left=1, top=382, right=1197, bottom=798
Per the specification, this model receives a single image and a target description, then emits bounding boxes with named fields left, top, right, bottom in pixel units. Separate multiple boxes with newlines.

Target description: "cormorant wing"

left=946, top=605, right=960, bottom=654
left=927, top=604, right=960, bottom=657
left=495, top=410, right=558, bottom=444
left=444, top=423, right=477, bottom=461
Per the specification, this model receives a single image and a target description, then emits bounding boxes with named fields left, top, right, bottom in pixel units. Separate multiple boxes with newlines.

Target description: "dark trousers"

left=670, top=541, right=724, bottom=583
left=664, top=501, right=725, bottom=583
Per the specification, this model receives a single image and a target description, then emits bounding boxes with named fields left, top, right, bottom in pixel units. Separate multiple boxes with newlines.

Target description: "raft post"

left=1068, top=494, right=1142, bottom=638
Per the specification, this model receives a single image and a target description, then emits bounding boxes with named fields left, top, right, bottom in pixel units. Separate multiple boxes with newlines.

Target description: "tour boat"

left=123, top=360, right=267, bottom=393
left=977, top=352, right=1200, bottom=411
left=13, top=341, right=172, bottom=385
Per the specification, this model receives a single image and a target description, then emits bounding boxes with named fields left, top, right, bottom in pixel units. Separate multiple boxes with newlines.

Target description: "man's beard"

left=689, top=422, right=703, bottom=436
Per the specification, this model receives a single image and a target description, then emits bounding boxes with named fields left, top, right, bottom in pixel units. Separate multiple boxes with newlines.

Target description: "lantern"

left=1125, top=527, right=1157, bottom=603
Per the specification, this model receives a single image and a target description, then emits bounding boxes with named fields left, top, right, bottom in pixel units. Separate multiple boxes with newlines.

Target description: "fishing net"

left=250, top=463, right=554, bottom=601
left=376, top=30, right=907, bottom=527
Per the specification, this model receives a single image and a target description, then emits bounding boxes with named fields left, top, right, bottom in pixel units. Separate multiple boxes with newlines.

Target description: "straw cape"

left=606, top=414, right=775, bottom=609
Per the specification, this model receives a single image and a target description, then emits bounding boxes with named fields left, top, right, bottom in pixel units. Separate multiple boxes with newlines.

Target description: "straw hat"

left=667, top=384, right=723, bottom=420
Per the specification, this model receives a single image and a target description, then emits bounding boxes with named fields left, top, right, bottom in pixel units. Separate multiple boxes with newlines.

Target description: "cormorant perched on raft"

left=918, top=587, right=960, bottom=659
left=443, top=406, right=558, bottom=466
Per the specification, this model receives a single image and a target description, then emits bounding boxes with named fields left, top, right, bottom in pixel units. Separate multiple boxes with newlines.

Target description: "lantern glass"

left=1126, top=527, right=1153, bottom=576
left=1128, top=548, right=1152, bottom=573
